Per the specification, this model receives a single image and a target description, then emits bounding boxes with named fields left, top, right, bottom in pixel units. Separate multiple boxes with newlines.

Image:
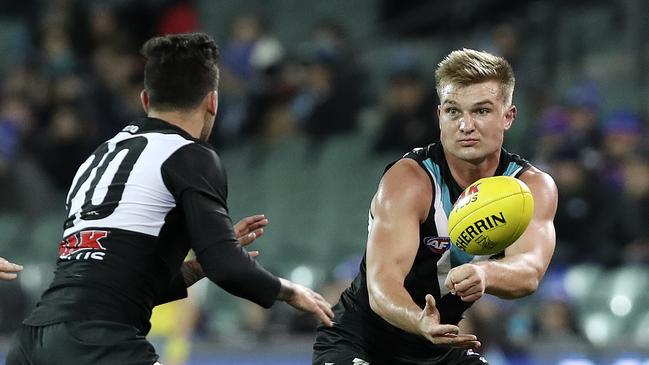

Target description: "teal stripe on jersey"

left=422, top=158, right=474, bottom=266
left=504, top=161, right=523, bottom=176
left=422, top=159, right=453, bottom=215
left=450, top=244, right=474, bottom=266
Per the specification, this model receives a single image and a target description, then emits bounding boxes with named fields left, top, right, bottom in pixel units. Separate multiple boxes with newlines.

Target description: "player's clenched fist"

left=444, top=264, right=487, bottom=302
left=0, top=257, right=22, bottom=280
left=418, top=294, right=481, bottom=349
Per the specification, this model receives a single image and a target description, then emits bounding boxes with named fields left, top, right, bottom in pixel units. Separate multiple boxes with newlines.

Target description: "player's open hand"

left=444, top=263, right=487, bottom=302
left=278, top=278, right=335, bottom=327
left=0, top=257, right=22, bottom=280
left=418, top=294, right=481, bottom=349
left=234, top=214, right=269, bottom=257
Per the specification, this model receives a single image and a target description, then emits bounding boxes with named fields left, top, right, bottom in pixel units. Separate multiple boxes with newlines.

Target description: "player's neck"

left=446, top=152, right=500, bottom=189
left=147, top=109, right=204, bottom=139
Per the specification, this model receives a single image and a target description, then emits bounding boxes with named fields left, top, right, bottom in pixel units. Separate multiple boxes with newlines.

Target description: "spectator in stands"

left=532, top=106, right=570, bottom=166
left=563, top=81, right=603, bottom=163
left=619, top=154, right=649, bottom=264
left=599, top=110, right=645, bottom=190
left=0, top=95, right=53, bottom=216
left=291, top=46, right=361, bottom=147
left=217, top=14, right=267, bottom=142
left=532, top=298, right=581, bottom=342
left=28, top=105, right=99, bottom=191
left=238, top=31, right=294, bottom=146
left=548, top=147, right=614, bottom=265
left=310, top=20, right=369, bottom=110
left=373, top=65, right=439, bottom=153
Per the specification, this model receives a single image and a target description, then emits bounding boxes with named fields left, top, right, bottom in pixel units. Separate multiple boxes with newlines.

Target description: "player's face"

left=437, top=80, right=515, bottom=164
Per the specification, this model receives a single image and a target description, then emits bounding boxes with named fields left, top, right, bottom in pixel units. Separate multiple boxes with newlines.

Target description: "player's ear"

left=205, top=90, right=218, bottom=116
left=504, top=105, right=516, bottom=130
left=140, top=90, right=149, bottom=113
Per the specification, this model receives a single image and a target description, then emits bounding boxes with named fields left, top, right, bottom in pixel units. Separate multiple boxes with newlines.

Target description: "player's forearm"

left=478, top=255, right=542, bottom=299
left=368, top=279, right=423, bottom=335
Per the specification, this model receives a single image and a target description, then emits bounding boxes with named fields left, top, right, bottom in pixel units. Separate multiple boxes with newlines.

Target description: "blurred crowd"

left=0, top=0, right=648, bottom=362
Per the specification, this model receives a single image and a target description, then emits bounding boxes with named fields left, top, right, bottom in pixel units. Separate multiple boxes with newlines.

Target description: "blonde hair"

left=435, top=48, right=515, bottom=106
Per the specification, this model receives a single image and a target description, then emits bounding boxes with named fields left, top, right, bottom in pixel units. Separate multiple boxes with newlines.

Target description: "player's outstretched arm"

left=179, top=214, right=270, bottom=287
left=277, top=278, right=334, bottom=327
left=0, top=257, right=22, bottom=280
left=445, top=167, right=558, bottom=301
left=366, top=159, right=479, bottom=349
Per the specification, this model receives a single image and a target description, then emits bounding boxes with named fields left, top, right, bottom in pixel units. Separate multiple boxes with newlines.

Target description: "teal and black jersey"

left=314, top=142, right=530, bottom=362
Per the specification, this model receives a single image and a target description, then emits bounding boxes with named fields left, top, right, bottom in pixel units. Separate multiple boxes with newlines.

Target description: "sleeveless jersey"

left=316, top=142, right=530, bottom=360
left=24, top=117, right=280, bottom=334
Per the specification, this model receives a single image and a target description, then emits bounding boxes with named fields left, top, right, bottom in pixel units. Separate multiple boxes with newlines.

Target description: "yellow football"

left=448, top=176, right=534, bottom=256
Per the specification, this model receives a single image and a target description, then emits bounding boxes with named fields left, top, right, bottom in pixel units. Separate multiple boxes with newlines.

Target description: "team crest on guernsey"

left=424, top=236, right=451, bottom=254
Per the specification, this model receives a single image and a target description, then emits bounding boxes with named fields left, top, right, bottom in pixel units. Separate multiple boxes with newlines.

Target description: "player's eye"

left=477, top=108, right=490, bottom=115
left=446, top=107, right=459, bottom=116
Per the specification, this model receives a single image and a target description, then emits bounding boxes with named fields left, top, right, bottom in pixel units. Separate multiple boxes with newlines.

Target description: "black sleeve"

left=155, top=272, right=187, bottom=305
left=161, top=143, right=281, bottom=308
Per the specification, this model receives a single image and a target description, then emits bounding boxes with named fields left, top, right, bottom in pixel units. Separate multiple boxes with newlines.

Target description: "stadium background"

left=0, top=0, right=648, bottom=364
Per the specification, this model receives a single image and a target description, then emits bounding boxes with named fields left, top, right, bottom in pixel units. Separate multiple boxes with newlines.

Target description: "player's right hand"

left=0, top=257, right=22, bottom=280
left=278, top=278, right=335, bottom=327
left=418, top=294, right=481, bottom=349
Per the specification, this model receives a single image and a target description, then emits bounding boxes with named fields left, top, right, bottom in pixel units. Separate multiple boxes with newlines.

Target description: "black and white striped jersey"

left=24, top=117, right=280, bottom=334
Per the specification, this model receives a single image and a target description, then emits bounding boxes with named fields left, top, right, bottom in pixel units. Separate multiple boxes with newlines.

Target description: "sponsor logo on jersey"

left=423, top=236, right=451, bottom=254
left=352, top=358, right=370, bottom=365
left=59, top=230, right=108, bottom=261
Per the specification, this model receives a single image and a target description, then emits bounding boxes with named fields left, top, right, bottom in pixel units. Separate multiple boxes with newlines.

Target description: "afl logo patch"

left=424, top=236, right=451, bottom=254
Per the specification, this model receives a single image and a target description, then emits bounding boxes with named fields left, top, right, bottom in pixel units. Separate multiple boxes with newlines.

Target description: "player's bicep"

left=366, top=200, right=421, bottom=282
left=505, top=170, right=558, bottom=271
left=366, top=160, right=431, bottom=292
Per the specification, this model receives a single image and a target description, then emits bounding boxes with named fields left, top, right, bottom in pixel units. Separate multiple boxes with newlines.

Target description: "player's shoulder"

left=381, top=158, right=432, bottom=199
left=519, top=164, right=558, bottom=196
left=161, top=141, right=226, bottom=195
left=166, top=141, right=223, bottom=171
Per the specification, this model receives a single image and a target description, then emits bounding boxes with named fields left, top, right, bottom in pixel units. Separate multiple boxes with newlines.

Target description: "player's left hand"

left=234, top=214, right=269, bottom=257
left=444, top=263, right=486, bottom=302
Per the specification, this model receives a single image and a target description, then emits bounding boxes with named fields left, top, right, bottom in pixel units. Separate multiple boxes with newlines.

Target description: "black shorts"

left=6, top=321, right=161, bottom=365
left=313, top=344, right=489, bottom=365
left=313, top=327, right=489, bottom=365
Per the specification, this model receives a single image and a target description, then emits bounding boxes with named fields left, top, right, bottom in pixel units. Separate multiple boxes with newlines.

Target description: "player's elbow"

left=367, top=283, right=386, bottom=317
left=517, top=277, right=540, bottom=297
left=498, top=276, right=539, bottom=299
left=367, top=285, right=379, bottom=311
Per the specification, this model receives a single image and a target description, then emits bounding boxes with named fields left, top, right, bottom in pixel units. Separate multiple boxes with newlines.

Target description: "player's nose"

left=459, top=114, right=475, bottom=133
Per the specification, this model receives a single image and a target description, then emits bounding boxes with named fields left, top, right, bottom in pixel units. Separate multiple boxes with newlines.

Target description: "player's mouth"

left=457, top=138, right=479, bottom=147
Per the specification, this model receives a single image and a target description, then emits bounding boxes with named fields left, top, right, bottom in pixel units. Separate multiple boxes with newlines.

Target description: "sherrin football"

left=448, top=176, right=534, bottom=256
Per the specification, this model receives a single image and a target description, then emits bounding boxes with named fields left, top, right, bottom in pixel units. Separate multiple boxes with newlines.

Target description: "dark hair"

left=141, top=32, right=220, bottom=110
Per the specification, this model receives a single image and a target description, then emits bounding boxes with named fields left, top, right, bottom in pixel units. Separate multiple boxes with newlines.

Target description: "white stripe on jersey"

left=64, top=131, right=193, bottom=238
left=425, top=171, right=451, bottom=296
